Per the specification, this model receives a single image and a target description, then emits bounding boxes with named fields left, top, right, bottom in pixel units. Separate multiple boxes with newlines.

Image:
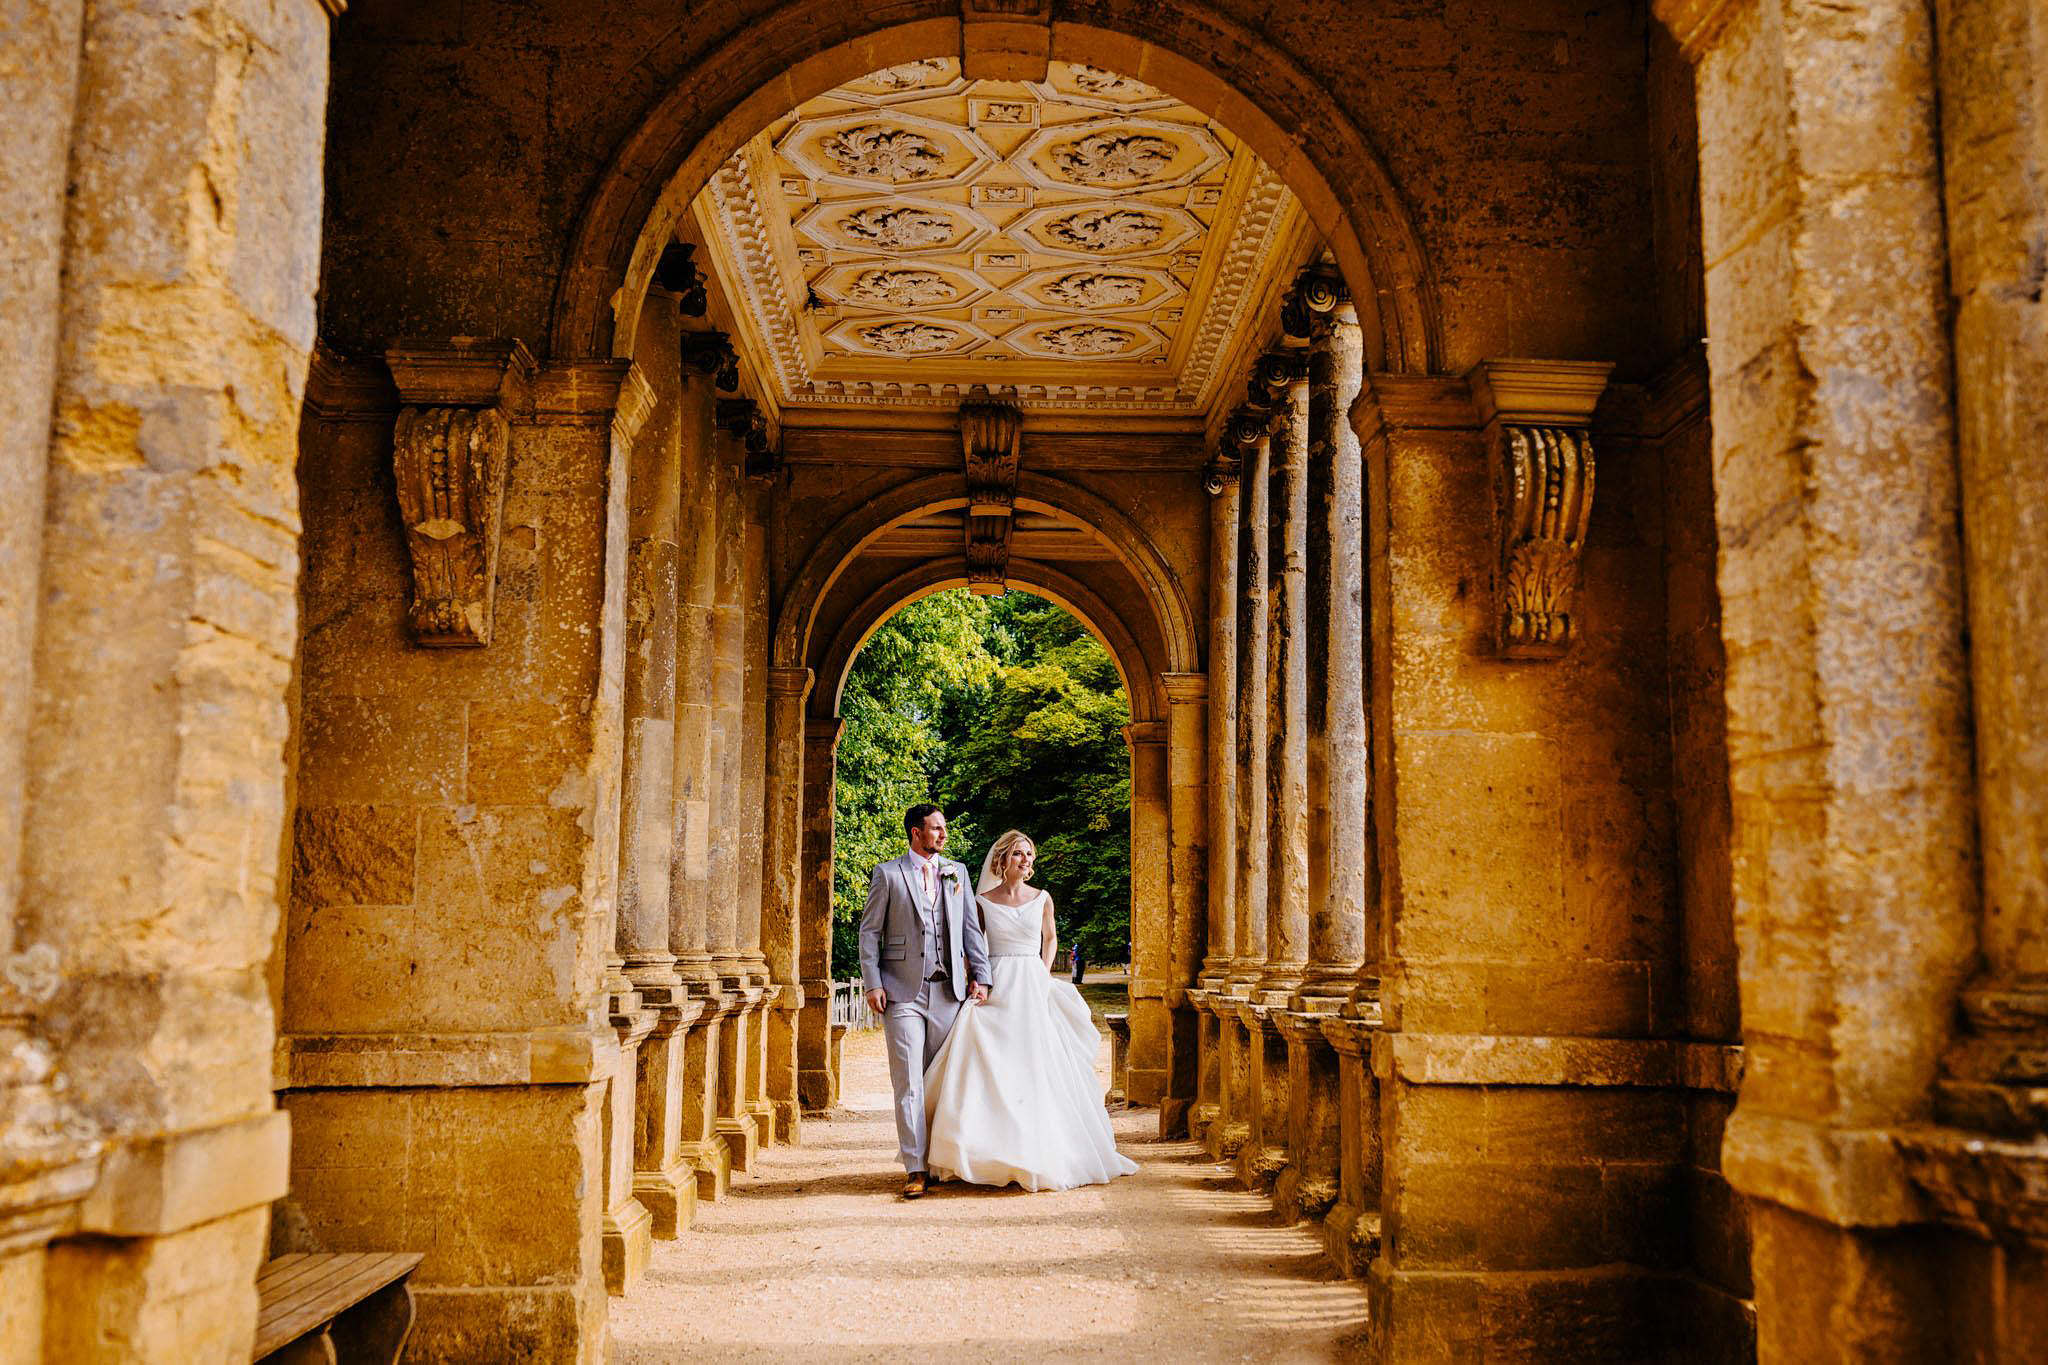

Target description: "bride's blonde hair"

left=988, top=829, right=1035, bottom=875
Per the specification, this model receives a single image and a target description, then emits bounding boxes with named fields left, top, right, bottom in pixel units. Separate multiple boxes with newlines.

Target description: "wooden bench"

left=253, top=1252, right=423, bottom=1364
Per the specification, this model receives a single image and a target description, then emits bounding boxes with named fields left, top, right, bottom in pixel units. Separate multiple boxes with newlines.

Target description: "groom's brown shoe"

left=903, top=1172, right=927, bottom=1199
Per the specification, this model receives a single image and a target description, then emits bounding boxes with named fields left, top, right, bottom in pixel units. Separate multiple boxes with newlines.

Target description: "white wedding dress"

left=922, top=889, right=1138, bottom=1191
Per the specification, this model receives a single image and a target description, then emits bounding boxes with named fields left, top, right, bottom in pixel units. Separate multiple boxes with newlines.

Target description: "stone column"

left=798, top=716, right=842, bottom=1113
left=1160, top=672, right=1208, bottom=1138
left=1886, top=4, right=2048, bottom=1330
left=1126, top=719, right=1172, bottom=1107
left=706, top=427, right=760, bottom=1175
left=13, top=5, right=333, bottom=1355
left=669, top=330, right=728, bottom=991
left=1277, top=276, right=1361, bottom=1227
left=739, top=467, right=776, bottom=1142
left=1231, top=419, right=1272, bottom=993
left=0, top=0, right=99, bottom=1330
left=1672, top=3, right=1977, bottom=1357
left=1303, top=291, right=1368, bottom=999
left=1202, top=451, right=1241, bottom=992
left=1210, top=417, right=1270, bottom=1162
left=762, top=667, right=812, bottom=1143
left=708, top=433, right=748, bottom=990
left=668, top=329, right=733, bottom=1201
left=617, top=293, right=684, bottom=994
left=1922, top=0, right=2048, bottom=1142
left=1189, top=448, right=1240, bottom=1146
left=1260, top=353, right=1312, bottom=1003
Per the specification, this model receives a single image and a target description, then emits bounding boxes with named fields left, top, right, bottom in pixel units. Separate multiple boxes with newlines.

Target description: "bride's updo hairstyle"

left=988, top=829, right=1034, bottom=876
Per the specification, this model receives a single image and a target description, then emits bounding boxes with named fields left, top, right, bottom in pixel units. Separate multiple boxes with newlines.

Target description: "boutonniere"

left=940, top=866, right=963, bottom=890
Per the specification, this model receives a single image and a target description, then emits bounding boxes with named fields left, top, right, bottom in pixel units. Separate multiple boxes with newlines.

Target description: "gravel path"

left=611, top=1026, right=1367, bottom=1362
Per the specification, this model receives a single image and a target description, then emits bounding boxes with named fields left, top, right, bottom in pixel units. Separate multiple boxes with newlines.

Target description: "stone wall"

left=279, top=348, right=646, bottom=1361
left=317, top=0, right=1663, bottom=376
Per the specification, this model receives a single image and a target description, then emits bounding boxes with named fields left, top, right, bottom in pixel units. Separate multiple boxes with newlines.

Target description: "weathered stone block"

left=291, top=804, right=418, bottom=908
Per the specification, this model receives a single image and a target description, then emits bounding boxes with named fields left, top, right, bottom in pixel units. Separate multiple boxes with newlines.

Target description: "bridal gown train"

left=923, top=890, right=1138, bottom=1191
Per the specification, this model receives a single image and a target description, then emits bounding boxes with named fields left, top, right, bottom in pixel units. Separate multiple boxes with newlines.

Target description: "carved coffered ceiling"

left=691, top=58, right=1313, bottom=425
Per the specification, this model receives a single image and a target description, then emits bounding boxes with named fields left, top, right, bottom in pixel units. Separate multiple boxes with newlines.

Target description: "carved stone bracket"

left=681, top=328, right=740, bottom=393
left=961, top=0, right=1051, bottom=81
left=1468, top=359, right=1614, bottom=660
left=385, top=339, right=534, bottom=648
left=654, top=241, right=709, bottom=318
left=718, top=397, right=779, bottom=479
left=959, top=385, right=1023, bottom=594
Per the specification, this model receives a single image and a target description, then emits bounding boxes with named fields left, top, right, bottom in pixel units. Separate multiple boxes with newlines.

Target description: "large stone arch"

left=773, top=469, right=1200, bottom=688
left=809, top=557, right=1163, bottom=724
left=549, top=6, right=1441, bottom=372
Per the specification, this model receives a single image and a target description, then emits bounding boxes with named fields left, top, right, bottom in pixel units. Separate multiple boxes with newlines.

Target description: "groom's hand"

left=968, top=981, right=989, bottom=1004
left=864, top=987, right=887, bottom=1013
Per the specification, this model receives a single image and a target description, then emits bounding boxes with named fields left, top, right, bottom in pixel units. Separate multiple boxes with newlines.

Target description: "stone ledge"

left=1373, top=1034, right=1743, bottom=1091
left=277, top=1030, right=618, bottom=1088
left=1895, top=1125, right=2048, bottom=1245
left=1721, top=1110, right=1924, bottom=1229
left=77, top=1111, right=289, bottom=1238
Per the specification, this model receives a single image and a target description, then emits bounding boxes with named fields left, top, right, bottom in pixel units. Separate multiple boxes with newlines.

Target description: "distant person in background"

left=1070, top=945, right=1087, bottom=984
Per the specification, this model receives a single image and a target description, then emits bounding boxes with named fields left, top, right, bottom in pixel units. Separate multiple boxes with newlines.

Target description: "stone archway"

left=810, top=557, right=1160, bottom=723
left=548, top=7, right=1441, bottom=373
left=773, top=468, right=1200, bottom=700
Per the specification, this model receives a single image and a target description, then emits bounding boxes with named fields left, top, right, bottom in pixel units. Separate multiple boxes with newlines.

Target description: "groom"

left=859, top=803, right=990, bottom=1199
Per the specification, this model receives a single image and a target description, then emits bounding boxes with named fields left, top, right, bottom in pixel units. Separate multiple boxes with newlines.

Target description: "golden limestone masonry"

left=2, top=0, right=2044, bottom=1360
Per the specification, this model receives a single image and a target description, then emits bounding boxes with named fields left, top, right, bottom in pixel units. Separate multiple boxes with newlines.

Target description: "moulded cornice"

left=385, top=337, right=535, bottom=414
left=1465, top=359, right=1614, bottom=429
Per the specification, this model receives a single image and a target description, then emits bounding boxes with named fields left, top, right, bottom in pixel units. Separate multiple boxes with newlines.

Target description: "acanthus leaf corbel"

left=384, top=338, right=535, bottom=648
left=959, top=384, right=1023, bottom=594
left=1467, top=359, right=1614, bottom=660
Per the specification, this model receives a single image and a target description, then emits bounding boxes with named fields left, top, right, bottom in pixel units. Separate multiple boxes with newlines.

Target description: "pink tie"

left=924, top=860, right=935, bottom=904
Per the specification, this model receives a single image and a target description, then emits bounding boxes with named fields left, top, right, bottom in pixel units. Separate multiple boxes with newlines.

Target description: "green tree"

left=829, top=588, right=1133, bottom=979
left=828, top=591, right=998, bottom=970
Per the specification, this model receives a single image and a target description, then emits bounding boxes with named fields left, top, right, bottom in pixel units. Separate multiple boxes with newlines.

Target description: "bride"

left=922, top=829, right=1138, bottom=1191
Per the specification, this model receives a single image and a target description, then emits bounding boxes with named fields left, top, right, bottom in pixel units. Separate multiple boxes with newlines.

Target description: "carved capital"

left=1468, top=360, right=1614, bottom=661
left=718, top=397, right=778, bottom=478
left=391, top=405, right=511, bottom=647
left=1252, top=347, right=1308, bottom=401
left=653, top=241, right=709, bottom=318
left=1281, top=263, right=1346, bottom=340
left=767, top=667, right=814, bottom=702
left=680, top=329, right=739, bottom=393
left=1224, top=404, right=1271, bottom=454
left=1203, top=454, right=1240, bottom=495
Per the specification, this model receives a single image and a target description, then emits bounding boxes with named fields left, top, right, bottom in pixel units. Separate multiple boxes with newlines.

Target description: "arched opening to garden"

left=828, top=587, right=1135, bottom=1036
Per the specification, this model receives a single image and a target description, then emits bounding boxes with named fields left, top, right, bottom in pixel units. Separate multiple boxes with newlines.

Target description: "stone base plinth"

left=1188, top=1101, right=1219, bottom=1143
left=1320, top=1201, right=1381, bottom=1279
left=1235, top=1140, right=1287, bottom=1194
left=776, top=1102, right=804, bottom=1146
left=715, top=1115, right=759, bottom=1174
left=43, top=1207, right=269, bottom=1364
left=798, top=1066, right=835, bottom=1113
left=410, top=1281, right=604, bottom=1365
left=678, top=1138, right=731, bottom=1202
left=633, top=1162, right=696, bottom=1239
left=601, top=1197, right=653, bottom=1295
left=1207, top=1120, right=1250, bottom=1162
left=1158, top=1096, right=1192, bottom=1139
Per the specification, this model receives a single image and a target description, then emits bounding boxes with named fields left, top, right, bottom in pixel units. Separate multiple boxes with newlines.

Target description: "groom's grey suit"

left=859, top=851, right=991, bottom=1173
